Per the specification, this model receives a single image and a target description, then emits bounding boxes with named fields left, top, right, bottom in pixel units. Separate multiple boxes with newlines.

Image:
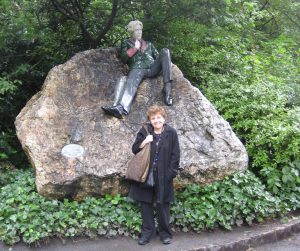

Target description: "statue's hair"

left=126, top=20, right=143, bottom=34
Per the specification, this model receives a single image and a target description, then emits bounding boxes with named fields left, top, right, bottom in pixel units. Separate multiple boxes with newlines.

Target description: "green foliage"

left=0, top=132, right=16, bottom=162
left=155, top=19, right=208, bottom=84
left=198, top=34, right=300, bottom=209
left=149, top=1, right=300, bottom=213
left=0, top=1, right=74, bottom=166
left=0, top=77, right=21, bottom=95
left=0, top=170, right=141, bottom=245
left=0, top=131, right=27, bottom=167
left=161, top=9, right=300, bottom=211
left=0, top=169, right=281, bottom=245
left=173, top=170, right=280, bottom=232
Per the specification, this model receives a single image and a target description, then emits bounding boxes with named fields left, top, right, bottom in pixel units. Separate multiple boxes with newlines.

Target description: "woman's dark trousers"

left=140, top=201, right=172, bottom=241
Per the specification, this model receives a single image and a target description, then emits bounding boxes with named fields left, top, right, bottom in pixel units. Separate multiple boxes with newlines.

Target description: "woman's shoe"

left=161, top=237, right=171, bottom=245
left=138, top=237, right=149, bottom=245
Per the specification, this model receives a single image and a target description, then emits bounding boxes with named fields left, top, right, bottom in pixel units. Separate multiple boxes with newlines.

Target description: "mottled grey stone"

left=15, top=48, right=248, bottom=199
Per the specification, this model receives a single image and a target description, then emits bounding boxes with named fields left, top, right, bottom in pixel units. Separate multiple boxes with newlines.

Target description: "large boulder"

left=15, top=48, right=248, bottom=199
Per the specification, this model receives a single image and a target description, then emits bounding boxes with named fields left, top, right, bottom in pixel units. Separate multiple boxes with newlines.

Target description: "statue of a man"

left=101, top=20, right=173, bottom=119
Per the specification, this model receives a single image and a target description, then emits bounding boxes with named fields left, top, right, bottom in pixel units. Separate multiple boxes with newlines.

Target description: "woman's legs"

left=157, top=202, right=172, bottom=241
left=140, top=201, right=172, bottom=244
left=140, top=201, right=156, bottom=241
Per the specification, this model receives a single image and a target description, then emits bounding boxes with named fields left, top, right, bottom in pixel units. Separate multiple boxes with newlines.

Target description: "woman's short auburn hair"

left=147, top=105, right=167, bottom=120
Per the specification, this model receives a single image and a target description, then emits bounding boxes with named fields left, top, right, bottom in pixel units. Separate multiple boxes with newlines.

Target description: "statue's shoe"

left=101, top=105, right=123, bottom=119
left=163, top=81, right=173, bottom=106
left=164, top=94, right=173, bottom=106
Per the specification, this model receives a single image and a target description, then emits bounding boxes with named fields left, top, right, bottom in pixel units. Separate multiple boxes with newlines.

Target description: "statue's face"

left=132, top=28, right=142, bottom=40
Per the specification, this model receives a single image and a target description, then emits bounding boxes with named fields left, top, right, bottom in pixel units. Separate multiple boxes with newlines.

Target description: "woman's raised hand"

left=144, top=135, right=153, bottom=144
left=140, top=135, right=153, bottom=149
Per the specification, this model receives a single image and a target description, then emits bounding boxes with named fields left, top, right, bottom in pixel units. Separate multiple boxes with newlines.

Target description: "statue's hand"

left=134, top=40, right=141, bottom=50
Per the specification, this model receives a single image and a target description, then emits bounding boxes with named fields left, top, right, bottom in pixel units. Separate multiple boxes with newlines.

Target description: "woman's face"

left=150, top=113, right=165, bottom=131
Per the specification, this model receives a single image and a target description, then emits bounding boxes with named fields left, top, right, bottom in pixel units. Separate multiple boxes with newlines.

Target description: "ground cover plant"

left=0, top=169, right=282, bottom=245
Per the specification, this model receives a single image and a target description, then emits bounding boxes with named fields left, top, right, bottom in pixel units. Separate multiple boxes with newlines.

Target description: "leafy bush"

left=0, top=131, right=28, bottom=167
left=172, top=170, right=280, bottom=232
left=161, top=14, right=300, bottom=212
left=155, top=19, right=208, bottom=84
left=188, top=29, right=300, bottom=210
left=199, top=37, right=300, bottom=210
left=0, top=169, right=142, bottom=245
left=0, top=169, right=281, bottom=245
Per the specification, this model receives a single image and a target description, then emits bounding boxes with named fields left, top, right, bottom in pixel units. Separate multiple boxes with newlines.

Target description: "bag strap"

left=143, top=124, right=150, bottom=135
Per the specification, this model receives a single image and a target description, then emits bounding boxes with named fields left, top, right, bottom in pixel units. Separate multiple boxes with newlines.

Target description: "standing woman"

left=128, top=105, right=180, bottom=245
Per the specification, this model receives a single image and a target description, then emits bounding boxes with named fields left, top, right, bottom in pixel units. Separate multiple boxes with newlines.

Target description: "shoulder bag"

left=126, top=125, right=151, bottom=183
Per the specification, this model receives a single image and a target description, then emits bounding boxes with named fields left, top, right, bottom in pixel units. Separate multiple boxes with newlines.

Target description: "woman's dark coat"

left=128, top=123, right=180, bottom=204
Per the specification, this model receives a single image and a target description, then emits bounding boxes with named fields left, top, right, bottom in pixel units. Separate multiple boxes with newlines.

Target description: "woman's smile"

left=150, top=114, right=165, bottom=132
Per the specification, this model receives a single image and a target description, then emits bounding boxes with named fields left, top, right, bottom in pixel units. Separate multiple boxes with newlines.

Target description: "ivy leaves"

left=172, top=171, right=280, bottom=232
left=0, top=169, right=285, bottom=245
left=0, top=170, right=142, bottom=245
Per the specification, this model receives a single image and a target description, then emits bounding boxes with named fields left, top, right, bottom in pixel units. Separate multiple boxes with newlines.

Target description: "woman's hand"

left=144, top=135, right=153, bottom=144
left=139, top=135, right=153, bottom=148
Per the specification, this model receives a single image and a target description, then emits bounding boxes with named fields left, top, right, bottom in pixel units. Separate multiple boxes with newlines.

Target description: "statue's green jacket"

left=120, top=39, right=159, bottom=70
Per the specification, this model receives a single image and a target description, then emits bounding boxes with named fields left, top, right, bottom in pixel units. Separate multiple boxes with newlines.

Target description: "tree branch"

left=70, top=0, right=81, bottom=19
left=95, top=0, right=119, bottom=45
left=259, top=0, right=270, bottom=11
left=257, top=16, right=275, bottom=30
left=78, top=23, right=94, bottom=46
left=51, top=0, right=119, bottom=49
left=51, top=0, right=79, bottom=21
left=74, top=0, right=85, bottom=18
left=282, top=11, right=300, bottom=30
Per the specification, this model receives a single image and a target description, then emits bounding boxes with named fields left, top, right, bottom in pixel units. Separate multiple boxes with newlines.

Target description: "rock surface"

left=15, top=48, right=248, bottom=199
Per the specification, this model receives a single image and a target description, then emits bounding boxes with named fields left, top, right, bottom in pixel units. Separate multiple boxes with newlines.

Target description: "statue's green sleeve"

left=151, top=43, right=159, bottom=59
left=120, top=40, right=129, bottom=64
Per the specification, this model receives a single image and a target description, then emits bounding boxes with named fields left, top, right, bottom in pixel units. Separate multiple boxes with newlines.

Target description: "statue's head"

left=126, top=20, right=143, bottom=40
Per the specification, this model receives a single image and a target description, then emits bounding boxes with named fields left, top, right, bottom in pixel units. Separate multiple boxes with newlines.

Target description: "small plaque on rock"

left=61, top=144, right=84, bottom=158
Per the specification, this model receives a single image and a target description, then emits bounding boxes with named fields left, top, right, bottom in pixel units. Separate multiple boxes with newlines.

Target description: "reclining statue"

left=101, top=20, right=173, bottom=119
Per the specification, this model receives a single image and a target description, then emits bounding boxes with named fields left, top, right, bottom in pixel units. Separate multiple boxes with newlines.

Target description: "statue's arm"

left=151, top=42, right=159, bottom=59
left=120, top=40, right=129, bottom=63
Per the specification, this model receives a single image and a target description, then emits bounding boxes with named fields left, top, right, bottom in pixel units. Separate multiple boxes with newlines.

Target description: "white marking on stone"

left=61, top=144, right=84, bottom=158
